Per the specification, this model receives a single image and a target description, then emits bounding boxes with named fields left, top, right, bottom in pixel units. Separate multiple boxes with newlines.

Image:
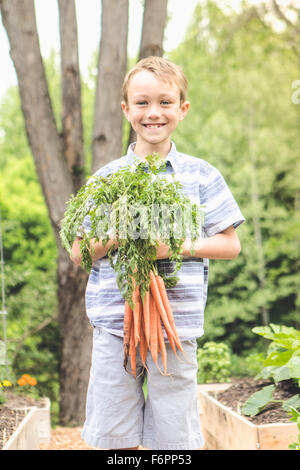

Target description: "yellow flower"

left=3, top=380, right=12, bottom=387
left=0, top=382, right=2, bottom=387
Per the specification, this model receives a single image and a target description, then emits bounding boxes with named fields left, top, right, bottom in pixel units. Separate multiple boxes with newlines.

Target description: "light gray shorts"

left=81, top=327, right=204, bottom=450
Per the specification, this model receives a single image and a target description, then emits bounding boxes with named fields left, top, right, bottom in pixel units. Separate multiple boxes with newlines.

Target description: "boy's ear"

left=121, top=101, right=130, bottom=121
left=179, top=101, right=190, bottom=121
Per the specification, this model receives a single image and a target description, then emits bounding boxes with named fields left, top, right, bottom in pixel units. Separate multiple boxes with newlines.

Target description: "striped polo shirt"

left=82, top=141, right=245, bottom=340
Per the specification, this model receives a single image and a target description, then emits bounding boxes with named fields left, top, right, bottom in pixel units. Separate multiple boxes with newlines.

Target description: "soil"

left=0, top=391, right=44, bottom=450
left=210, top=377, right=300, bottom=425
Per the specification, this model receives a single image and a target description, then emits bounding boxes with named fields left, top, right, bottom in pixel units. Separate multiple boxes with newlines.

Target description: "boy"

left=71, top=56, right=245, bottom=450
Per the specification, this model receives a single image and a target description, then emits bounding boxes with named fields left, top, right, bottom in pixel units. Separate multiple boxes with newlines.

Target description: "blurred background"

left=0, top=0, right=299, bottom=426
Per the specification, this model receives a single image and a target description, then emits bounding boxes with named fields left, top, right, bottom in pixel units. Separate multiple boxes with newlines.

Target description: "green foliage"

left=0, top=87, right=30, bottom=165
left=60, top=154, right=204, bottom=305
left=230, top=351, right=266, bottom=378
left=1, top=154, right=59, bottom=418
left=253, top=324, right=300, bottom=386
left=197, top=341, right=232, bottom=384
left=241, top=384, right=300, bottom=418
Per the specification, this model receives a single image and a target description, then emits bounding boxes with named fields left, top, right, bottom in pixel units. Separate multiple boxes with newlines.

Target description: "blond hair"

left=122, top=56, right=188, bottom=105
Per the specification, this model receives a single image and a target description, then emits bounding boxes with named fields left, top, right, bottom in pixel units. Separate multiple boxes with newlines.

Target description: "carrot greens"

left=60, top=153, right=203, bottom=307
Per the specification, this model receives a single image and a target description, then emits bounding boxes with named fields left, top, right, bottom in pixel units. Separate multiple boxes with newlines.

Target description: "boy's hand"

left=70, top=238, right=82, bottom=266
left=70, top=236, right=119, bottom=266
left=155, top=239, right=191, bottom=260
left=155, top=240, right=172, bottom=260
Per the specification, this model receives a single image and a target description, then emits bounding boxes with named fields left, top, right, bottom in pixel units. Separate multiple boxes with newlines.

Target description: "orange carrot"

left=155, top=274, right=183, bottom=353
left=149, top=292, right=159, bottom=367
left=132, top=282, right=141, bottom=347
left=123, top=269, right=184, bottom=378
left=149, top=270, right=178, bottom=354
left=142, top=290, right=150, bottom=348
left=123, top=301, right=133, bottom=369
left=139, top=322, right=148, bottom=369
left=129, top=320, right=136, bottom=378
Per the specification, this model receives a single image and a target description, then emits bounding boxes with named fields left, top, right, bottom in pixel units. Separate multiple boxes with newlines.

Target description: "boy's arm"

left=156, top=225, right=241, bottom=260
left=70, top=236, right=118, bottom=266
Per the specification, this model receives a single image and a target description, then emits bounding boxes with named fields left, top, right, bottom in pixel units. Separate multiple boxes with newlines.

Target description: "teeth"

left=145, top=124, right=163, bottom=128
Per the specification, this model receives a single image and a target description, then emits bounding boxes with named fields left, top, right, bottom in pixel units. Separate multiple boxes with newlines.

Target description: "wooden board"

left=258, top=423, right=299, bottom=450
left=198, top=390, right=259, bottom=450
left=197, top=386, right=299, bottom=450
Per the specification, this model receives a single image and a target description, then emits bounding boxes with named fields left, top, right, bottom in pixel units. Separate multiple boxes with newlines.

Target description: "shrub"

left=230, top=352, right=265, bottom=378
left=197, top=341, right=232, bottom=384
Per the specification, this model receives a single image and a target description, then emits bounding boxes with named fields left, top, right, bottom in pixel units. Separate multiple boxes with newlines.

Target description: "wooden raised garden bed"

left=197, top=380, right=299, bottom=450
left=1, top=396, right=51, bottom=450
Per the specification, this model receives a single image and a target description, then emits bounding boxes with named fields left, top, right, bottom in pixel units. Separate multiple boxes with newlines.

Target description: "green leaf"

left=287, top=356, right=300, bottom=380
left=241, top=384, right=275, bottom=417
left=252, top=325, right=300, bottom=350
left=263, top=349, right=293, bottom=367
left=287, top=406, right=300, bottom=422
left=282, top=395, right=300, bottom=412
left=252, top=326, right=275, bottom=341
left=272, top=365, right=291, bottom=383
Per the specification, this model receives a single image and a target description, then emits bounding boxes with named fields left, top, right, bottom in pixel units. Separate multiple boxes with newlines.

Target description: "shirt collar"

left=125, top=141, right=180, bottom=173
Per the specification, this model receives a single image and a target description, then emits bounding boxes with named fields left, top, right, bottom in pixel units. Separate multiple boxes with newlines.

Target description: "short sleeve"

left=76, top=214, right=92, bottom=238
left=201, top=167, right=245, bottom=237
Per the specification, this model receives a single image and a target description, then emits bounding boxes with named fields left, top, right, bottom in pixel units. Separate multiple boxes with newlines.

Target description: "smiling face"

left=121, top=71, right=190, bottom=158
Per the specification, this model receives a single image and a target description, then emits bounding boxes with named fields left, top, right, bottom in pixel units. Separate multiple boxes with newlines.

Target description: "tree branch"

left=271, top=0, right=299, bottom=32
left=9, top=312, right=58, bottom=364
left=218, top=6, right=261, bottom=56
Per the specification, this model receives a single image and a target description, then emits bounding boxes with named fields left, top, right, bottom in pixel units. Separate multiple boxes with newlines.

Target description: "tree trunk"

left=139, top=0, right=168, bottom=59
left=57, top=247, right=90, bottom=426
left=0, top=0, right=91, bottom=425
left=58, top=0, right=85, bottom=193
left=57, top=0, right=91, bottom=425
left=128, top=0, right=168, bottom=145
left=92, top=0, right=129, bottom=173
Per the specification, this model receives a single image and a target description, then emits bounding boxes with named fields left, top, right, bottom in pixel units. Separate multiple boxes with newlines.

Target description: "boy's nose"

left=146, top=105, right=161, bottom=119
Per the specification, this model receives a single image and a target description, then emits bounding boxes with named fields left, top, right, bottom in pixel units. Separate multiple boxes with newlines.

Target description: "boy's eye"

left=135, top=100, right=171, bottom=106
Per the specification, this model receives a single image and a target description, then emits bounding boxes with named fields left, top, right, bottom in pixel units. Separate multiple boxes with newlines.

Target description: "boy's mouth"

left=142, top=123, right=166, bottom=128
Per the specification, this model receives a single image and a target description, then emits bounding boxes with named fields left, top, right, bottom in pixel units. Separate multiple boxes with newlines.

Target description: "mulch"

left=39, top=428, right=148, bottom=450
left=39, top=426, right=95, bottom=450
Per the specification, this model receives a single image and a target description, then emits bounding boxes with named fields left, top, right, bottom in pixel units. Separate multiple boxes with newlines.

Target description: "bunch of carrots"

left=60, top=154, right=203, bottom=377
left=123, top=269, right=183, bottom=378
